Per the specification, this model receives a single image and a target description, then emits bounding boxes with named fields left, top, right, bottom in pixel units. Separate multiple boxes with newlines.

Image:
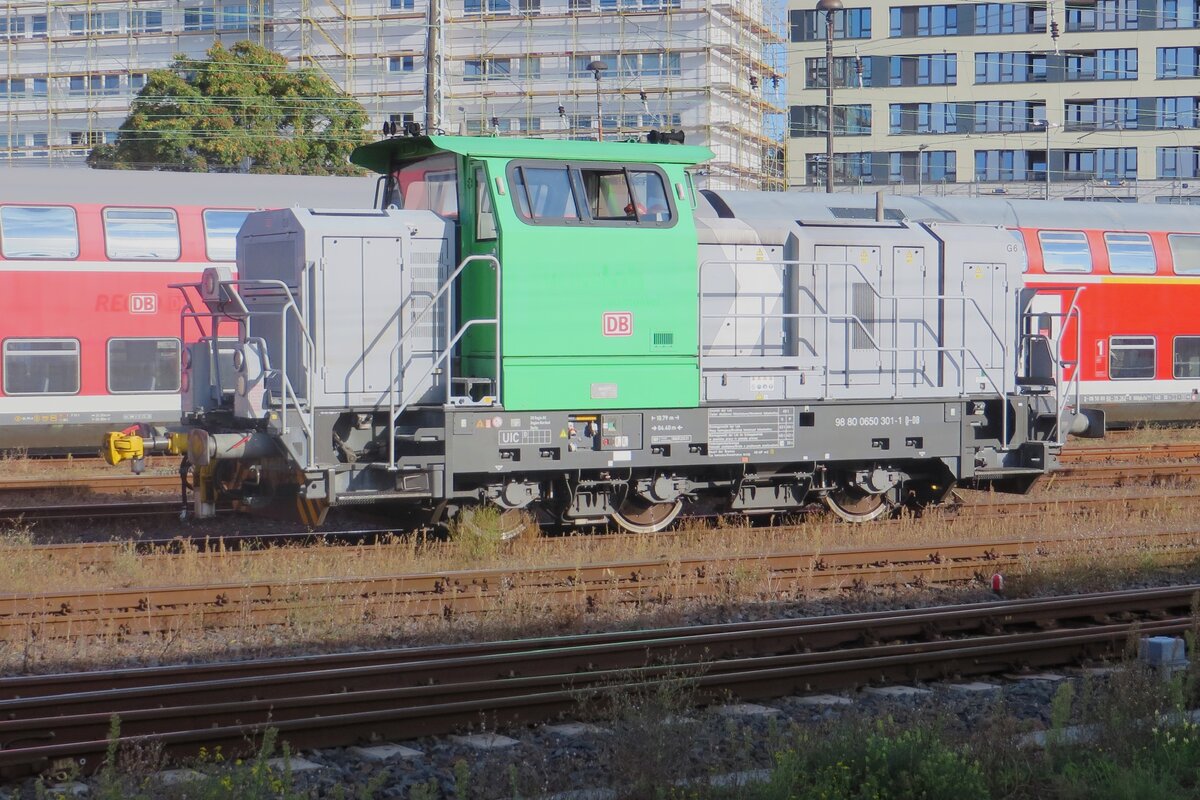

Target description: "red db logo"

left=130, top=293, right=158, bottom=314
left=602, top=312, right=632, bottom=337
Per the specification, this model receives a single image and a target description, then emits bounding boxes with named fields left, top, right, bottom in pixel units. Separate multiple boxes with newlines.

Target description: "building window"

left=975, top=52, right=1047, bottom=83
left=1104, top=232, right=1156, bottom=274
left=974, top=2, right=1046, bottom=33
left=889, top=4, right=957, bottom=36
left=31, top=14, right=46, bottom=36
left=0, top=205, right=79, bottom=259
left=618, top=52, right=680, bottom=78
left=805, top=55, right=870, bottom=88
left=790, top=7, right=871, bottom=41
left=1109, top=336, right=1156, bottom=379
left=0, top=17, right=26, bottom=39
left=806, top=152, right=874, bottom=185
left=464, top=0, right=512, bottom=13
left=0, top=79, right=26, bottom=98
left=1160, top=0, right=1200, bottom=27
left=889, top=102, right=957, bottom=134
left=1170, top=233, right=1200, bottom=273
left=68, top=11, right=120, bottom=35
left=183, top=5, right=216, bottom=30
left=103, top=208, right=181, bottom=260
left=1068, top=0, right=1138, bottom=30
left=130, top=73, right=148, bottom=91
left=1158, top=146, right=1200, bottom=178
left=1158, top=47, right=1200, bottom=78
left=2, top=340, right=80, bottom=396
left=1065, top=49, right=1137, bottom=81
left=389, top=55, right=416, bottom=72
left=129, top=9, right=163, bottom=32
left=1174, top=337, right=1200, bottom=378
left=974, top=100, right=1044, bottom=132
left=975, top=149, right=1042, bottom=181
left=220, top=3, right=253, bottom=29
left=790, top=104, right=872, bottom=137
left=1157, top=96, right=1199, bottom=128
left=390, top=0, right=416, bottom=8
left=889, top=150, right=956, bottom=182
left=889, top=53, right=956, bottom=86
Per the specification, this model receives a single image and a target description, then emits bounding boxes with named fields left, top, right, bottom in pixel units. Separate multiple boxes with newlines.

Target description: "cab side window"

left=507, top=161, right=675, bottom=227
left=475, top=167, right=497, bottom=241
left=580, top=168, right=634, bottom=220
left=512, top=166, right=578, bottom=221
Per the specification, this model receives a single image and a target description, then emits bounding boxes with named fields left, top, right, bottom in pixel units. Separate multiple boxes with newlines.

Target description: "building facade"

left=787, top=0, right=1200, bottom=201
left=1, top=0, right=784, bottom=188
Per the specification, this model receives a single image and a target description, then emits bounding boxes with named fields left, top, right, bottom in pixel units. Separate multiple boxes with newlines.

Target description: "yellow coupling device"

left=102, top=426, right=188, bottom=471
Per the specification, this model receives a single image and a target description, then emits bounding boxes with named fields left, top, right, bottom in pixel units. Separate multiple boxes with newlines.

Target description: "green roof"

left=351, top=134, right=714, bottom=174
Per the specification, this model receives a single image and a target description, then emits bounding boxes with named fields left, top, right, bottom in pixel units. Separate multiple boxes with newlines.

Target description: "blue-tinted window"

left=0, top=206, right=79, bottom=259
left=1159, top=47, right=1200, bottom=78
left=889, top=102, right=957, bottom=133
left=203, top=209, right=252, bottom=261
left=1160, top=0, right=1200, bottom=27
left=889, top=53, right=956, bottom=85
left=103, top=208, right=180, bottom=260
left=791, top=7, right=871, bottom=40
left=1105, top=233, right=1156, bottom=274
left=1039, top=231, right=1093, bottom=273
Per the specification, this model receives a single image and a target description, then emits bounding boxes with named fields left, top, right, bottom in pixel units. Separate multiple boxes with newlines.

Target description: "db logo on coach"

left=602, top=311, right=633, bottom=337
left=130, top=293, right=158, bottom=314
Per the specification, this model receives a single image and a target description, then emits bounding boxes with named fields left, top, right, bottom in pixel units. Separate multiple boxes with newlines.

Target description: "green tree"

left=88, top=41, right=370, bottom=174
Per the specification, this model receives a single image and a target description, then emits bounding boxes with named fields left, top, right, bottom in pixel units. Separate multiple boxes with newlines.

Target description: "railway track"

left=1059, top=442, right=1200, bottom=464
left=3, top=527, right=1198, bottom=641
left=1047, top=463, right=1200, bottom=486
left=0, top=585, right=1194, bottom=777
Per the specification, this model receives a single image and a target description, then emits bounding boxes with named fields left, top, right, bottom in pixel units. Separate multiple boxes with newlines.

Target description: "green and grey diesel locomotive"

left=105, top=134, right=1091, bottom=531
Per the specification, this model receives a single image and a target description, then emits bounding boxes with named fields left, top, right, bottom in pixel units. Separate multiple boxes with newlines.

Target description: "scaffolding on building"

left=1, top=0, right=785, bottom=187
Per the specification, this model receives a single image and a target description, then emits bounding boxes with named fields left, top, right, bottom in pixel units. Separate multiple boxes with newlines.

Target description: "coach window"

left=0, top=206, right=78, bottom=259
left=1038, top=231, right=1092, bottom=273
left=2, top=339, right=79, bottom=395
left=388, top=153, right=459, bottom=218
left=510, top=165, right=579, bottom=222
left=203, top=209, right=251, bottom=261
left=1104, top=232, right=1156, bottom=274
left=107, top=338, right=181, bottom=393
left=1174, top=337, right=1200, bottom=379
left=103, top=208, right=180, bottom=260
left=1169, top=234, right=1200, bottom=274
left=1109, top=336, right=1156, bottom=380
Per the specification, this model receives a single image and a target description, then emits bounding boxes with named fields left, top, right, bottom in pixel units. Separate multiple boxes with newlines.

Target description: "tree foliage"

left=88, top=41, right=370, bottom=174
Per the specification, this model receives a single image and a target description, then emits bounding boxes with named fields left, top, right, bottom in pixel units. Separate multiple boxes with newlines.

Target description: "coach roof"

left=351, top=134, right=713, bottom=174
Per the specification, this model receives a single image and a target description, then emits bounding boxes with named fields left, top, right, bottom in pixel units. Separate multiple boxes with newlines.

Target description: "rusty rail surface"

left=0, top=585, right=1195, bottom=777
left=1059, top=443, right=1200, bottom=465
left=2, top=528, right=1198, bottom=641
left=1048, top=463, right=1200, bottom=486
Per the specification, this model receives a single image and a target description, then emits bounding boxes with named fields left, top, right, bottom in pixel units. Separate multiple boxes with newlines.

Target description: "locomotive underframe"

left=186, top=390, right=1048, bottom=527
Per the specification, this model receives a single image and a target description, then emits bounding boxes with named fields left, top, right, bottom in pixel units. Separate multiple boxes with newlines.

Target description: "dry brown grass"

left=1094, top=424, right=1200, bottom=447
left=0, top=483, right=1197, bottom=674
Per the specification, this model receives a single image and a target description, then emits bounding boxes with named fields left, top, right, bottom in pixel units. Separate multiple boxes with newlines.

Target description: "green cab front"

left=352, top=134, right=712, bottom=413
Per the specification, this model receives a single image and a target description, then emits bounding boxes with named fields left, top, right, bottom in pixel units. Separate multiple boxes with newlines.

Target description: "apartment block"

left=1, top=0, right=784, bottom=188
left=787, top=0, right=1200, bottom=201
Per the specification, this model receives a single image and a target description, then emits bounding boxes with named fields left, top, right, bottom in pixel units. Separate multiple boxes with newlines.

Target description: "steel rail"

left=2, top=528, right=1198, bottom=640
left=0, top=475, right=179, bottom=494
left=1059, top=443, right=1200, bottom=464
left=0, top=586, right=1194, bottom=776
left=1048, top=463, right=1200, bottom=486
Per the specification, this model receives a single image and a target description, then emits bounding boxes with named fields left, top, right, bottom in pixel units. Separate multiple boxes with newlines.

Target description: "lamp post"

left=816, top=0, right=843, bottom=193
left=587, top=59, right=608, bottom=143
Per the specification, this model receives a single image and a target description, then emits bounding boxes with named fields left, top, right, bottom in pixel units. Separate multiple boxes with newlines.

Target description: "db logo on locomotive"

left=602, top=311, right=633, bottom=337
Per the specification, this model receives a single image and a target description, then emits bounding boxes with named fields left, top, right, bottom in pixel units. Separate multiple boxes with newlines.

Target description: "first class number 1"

left=834, top=415, right=921, bottom=427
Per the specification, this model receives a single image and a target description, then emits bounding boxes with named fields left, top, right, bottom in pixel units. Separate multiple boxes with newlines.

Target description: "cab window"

left=512, top=166, right=578, bottom=221
left=388, top=153, right=458, bottom=218
left=580, top=168, right=634, bottom=220
left=475, top=167, right=496, bottom=241
left=507, top=160, right=675, bottom=227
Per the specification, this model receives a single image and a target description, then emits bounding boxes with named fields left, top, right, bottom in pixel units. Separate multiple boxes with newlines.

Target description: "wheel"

left=823, top=487, right=888, bottom=523
left=611, top=495, right=683, bottom=534
left=457, top=506, right=530, bottom=541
